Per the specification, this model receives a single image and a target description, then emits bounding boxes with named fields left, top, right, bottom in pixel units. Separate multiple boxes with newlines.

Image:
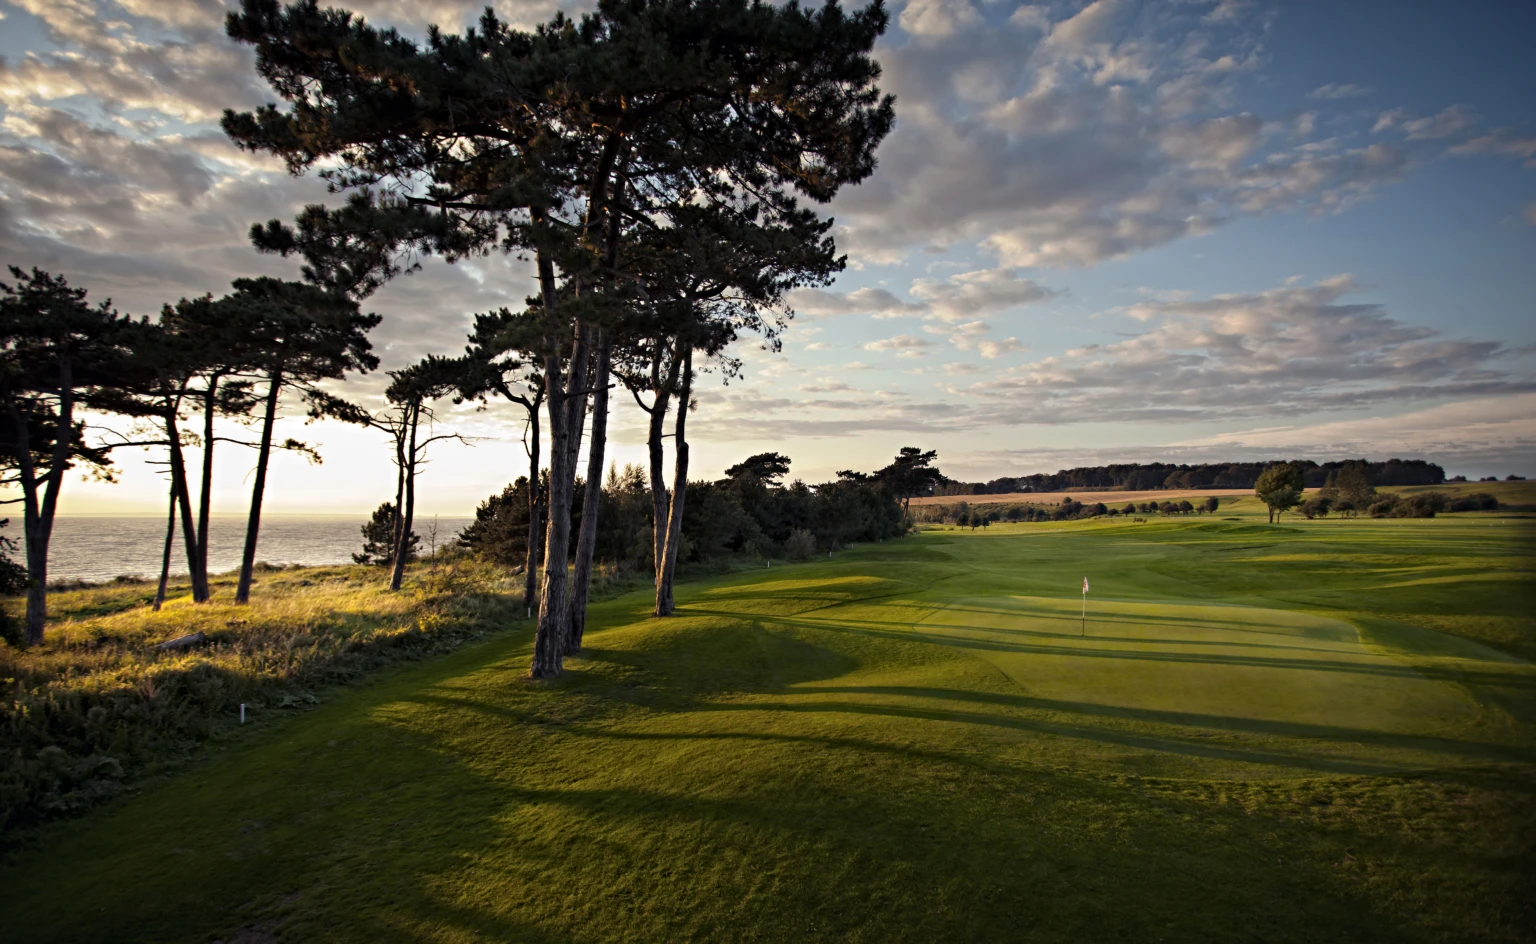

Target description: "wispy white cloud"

left=1308, top=82, right=1371, bottom=100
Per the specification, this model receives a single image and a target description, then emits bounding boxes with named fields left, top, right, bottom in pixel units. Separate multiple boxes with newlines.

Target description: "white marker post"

left=1081, top=576, right=1089, bottom=636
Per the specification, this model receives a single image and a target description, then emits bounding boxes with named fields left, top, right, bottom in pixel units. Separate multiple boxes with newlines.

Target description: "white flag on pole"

left=1083, top=576, right=1089, bottom=593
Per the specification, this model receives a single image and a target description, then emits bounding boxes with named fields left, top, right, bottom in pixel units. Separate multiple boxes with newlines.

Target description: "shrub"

left=1448, top=492, right=1499, bottom=512
left=1367, top=499, right=1397, bottom=518
left=1298, top=497, right=1331, bottom=519
left=784, top=528, right=818, bottom=560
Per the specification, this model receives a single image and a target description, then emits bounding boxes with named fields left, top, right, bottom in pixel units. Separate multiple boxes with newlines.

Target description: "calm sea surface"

left=42, top=516, right=476, bottom=583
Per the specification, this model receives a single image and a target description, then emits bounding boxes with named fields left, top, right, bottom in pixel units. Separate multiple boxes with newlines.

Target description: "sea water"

left=33, top=516, right=476, bottom=583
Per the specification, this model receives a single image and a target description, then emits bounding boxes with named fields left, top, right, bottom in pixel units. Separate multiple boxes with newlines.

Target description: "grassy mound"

left=2, top=506, right=1533, bottom=942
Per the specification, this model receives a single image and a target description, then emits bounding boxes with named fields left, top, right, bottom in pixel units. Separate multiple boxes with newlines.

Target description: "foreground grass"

left=3, top=499, right=1534, bottom=942
left=0, top=559, right=526, bottom=833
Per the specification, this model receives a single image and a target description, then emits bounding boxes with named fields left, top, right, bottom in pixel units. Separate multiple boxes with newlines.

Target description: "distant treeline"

left=934, top=458, right=1446, bottom=495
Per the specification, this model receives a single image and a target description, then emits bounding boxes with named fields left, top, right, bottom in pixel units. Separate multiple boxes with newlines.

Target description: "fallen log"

left=154, top=631, right=207, bottom=651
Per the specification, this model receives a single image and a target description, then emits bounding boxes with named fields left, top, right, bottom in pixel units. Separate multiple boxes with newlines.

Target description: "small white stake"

left=239, top=703, right=246, bottom=724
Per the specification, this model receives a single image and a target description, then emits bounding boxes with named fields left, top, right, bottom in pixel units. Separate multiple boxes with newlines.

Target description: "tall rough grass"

left=1, top=559, right=525, bottom=837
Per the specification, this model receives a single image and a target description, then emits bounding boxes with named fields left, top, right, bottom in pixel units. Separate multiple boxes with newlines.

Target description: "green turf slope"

left=5, top=508, right=1534, bottom=943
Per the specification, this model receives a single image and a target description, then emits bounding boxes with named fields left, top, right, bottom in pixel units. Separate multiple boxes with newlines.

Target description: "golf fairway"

left=4, top=509, right=1533, bottom=942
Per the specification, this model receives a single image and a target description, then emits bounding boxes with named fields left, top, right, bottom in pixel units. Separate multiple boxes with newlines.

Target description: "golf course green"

left=5, top=497, right=1533, bottom=942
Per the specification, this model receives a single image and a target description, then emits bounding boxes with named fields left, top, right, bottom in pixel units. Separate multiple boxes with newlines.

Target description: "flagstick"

left=1081, top=591, right=1086, bottom=636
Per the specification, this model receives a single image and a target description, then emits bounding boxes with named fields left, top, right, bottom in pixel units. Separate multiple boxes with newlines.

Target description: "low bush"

left=1447, top=492, right=1500, bottom=512
left=783, top=528, right=818, bottom=560
left=1367, top=492, right=1454, bottom=518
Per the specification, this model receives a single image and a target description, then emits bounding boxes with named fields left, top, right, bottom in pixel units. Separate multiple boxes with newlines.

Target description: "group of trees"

left=937, top=458, right=1446, bottom=495
left=935, top=494, right=1222, bottom=527
left=460, top=451, right=908, bottom=575
left=0, top=269, right=383, bottom=646
left=2, top=0, right=898, bottom=678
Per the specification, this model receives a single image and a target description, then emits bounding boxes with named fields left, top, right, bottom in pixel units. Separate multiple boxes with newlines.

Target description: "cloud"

left=1526, top=201, right=1536, bottom=226
left=1308, top=83, right=1371, bottom=100
left=788, top=285, right=924, bottom=320
left=944, top=394, right=1536, bottom=479
left=899, top=0, right=981, bottom=38
left=1448, top=131, right=1536, bottom=168
left=977, top=337, right=1027, bottom=358
left=804, top=341, right=833, bottom=351
left=1399, top=105, right=1478, bottom=141
left=1168, top=394, right=1536, bottom=473
left=909, top=267, right=1058, bottom=322
left=863, top=334, right=937, bottom=358
left=797, top=381, right=859, bottom=394
left=829, top=1, right=1421, bottom=267
left=947, top=275, right=1533, bottom=422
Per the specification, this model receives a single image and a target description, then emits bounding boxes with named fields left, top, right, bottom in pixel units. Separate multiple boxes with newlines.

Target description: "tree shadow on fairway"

left=922, top=598, right=1359, bottom=642
left=802, top=617, right=1536, bottom=692
left=767, top=686, right=1533, bottom=768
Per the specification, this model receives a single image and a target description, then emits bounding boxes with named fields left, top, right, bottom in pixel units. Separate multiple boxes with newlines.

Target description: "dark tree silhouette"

left=216, top=278, right=380, bottom=604
left=0, top=268, right=137, bottom=644
left=876, top=448, right=946, bottom=512
left=223, top=0, right=895, bottom=676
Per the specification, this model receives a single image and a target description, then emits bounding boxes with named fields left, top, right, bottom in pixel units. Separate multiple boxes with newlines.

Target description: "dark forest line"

left=936, top=458, right=1450, bottom=495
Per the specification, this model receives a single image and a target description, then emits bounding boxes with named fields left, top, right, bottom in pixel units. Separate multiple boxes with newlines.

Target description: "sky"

left=1, top=0, right=1533, bottom=515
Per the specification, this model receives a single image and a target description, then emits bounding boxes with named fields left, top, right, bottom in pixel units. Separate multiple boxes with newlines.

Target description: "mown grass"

left=3, top=496, right=1533, bottom=943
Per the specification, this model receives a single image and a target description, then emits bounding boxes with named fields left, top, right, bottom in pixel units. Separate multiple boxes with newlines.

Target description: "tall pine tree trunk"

left=389, top=400, right=419, bottom=592
left=235, top=370, right=281, bottom=605
left=566, top=329, right=611, bottom=653
left=195, top=378, right=219, bottom=600
left=389, top=415, right=407, bottom=574
left=644, top=342, right=683, bottom=592
left=655, top=348, right=692, bottom=617
left=164, top=409, right=205, bottom=601
left=529, top=242, right=588, bottom=678
left=16, top=364, right=74, bottom=646
left=153, top=479, right=176, bottom=612
left=523, top=400, right=541, bottom=611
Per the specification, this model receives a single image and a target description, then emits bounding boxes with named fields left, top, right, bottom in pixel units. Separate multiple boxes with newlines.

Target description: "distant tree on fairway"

left=1202, top=496, right=1219, bottom=514
left=1323, top=459, right=1376, bottom=508
left=0, top=268, right=137, bottom=645
left=1178, top=500, right=1194, bottom=514
left=1298, top=497, right=1331, bottom=519
left=876, top=447, right=946, bottom=512
left=1255, top=463, right=1306, bottom=523
left=1123, top=502, right=1137, bottom=515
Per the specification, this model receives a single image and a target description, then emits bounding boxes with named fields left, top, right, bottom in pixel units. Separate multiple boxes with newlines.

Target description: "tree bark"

left=390, top=417, right=406, bottom=572
left=566, top=329, right=611, bottom=654
left=195, top=376, right=220, bottom=599
left=523, top=396, right=541, bottom=612
left=235, top=370, right=281, bottom=605
left=16, top=361, right=75, bottom=646
left=164, top=408, right=206, bottom=602
left=655, top=348, right=692, bottom=617
left=529, top=240, right=581, bottom=678
left=643, top=342, right=684, bottom=589
left=389, top=400, right=419, bottom=592
left=153, top=478, right=176, bottom=612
